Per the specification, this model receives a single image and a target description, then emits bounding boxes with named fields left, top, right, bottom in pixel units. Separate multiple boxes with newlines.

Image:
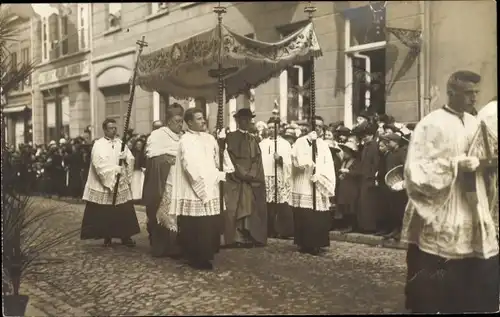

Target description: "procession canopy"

left=136, top=23, right=322, bottom=103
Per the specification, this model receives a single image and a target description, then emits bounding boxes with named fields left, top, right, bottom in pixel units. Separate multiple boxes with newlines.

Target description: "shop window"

left=61, top=95, right=70, bottom=138
left=15, top=120, right=24, bottom=149
left=104, top=85, right=130, bottom=134
left=107, top=3, right=122, bottom=29
left=46, top=100, right=57, bottom=142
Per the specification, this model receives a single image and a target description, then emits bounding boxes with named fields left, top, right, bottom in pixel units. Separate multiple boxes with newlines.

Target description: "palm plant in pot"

left=2, top=191, right=80, bottom=316
left=2, top=5, right=79, bottom=316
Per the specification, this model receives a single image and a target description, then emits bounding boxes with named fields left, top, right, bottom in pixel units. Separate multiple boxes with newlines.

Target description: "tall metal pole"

left=112, top=36, right=148, bottom=205
left=305, top=2, right=317, bottom=212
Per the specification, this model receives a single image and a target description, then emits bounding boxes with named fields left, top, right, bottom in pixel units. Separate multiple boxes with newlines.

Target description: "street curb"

left=329, top=231, right=408, bottom=250
left=21, top=282, right=89, bottom=317
left=43, top=197, right=406, bottom=250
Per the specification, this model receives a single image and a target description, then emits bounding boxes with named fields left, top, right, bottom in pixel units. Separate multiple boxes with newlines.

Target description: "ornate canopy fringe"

left=136, top=23, right=322, bottom=102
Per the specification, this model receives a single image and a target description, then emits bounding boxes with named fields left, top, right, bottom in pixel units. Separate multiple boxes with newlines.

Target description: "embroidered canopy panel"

left=136, top=23, right=322, bottom=103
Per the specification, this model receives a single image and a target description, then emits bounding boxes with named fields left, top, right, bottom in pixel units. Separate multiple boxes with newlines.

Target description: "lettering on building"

left=39, top=60, right=89, bottom=86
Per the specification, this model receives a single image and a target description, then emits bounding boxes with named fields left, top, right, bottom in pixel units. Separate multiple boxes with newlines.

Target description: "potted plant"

left=2, top=189, right=80, bottom=316
left=1, top=6, right=79, bottom=315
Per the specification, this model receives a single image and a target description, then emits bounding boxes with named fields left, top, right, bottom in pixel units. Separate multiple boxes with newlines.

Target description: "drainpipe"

left=423, top=0, right=431, bottom=115
left=88, top=4, right=96, bottom=139
left=353, top=52, right=371, bottom=112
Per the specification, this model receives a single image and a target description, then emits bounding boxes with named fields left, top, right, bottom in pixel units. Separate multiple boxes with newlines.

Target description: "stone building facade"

left=31, top=4, right=92, bottom=144
left=3, top=16, right=34, bottom=148
left=85, top=1, right=496, bottom=137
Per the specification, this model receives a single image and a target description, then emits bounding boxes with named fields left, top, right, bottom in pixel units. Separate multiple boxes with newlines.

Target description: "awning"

left=136, top=22, right=322, bottom=103
left=2, top=105, right=31, bottom=114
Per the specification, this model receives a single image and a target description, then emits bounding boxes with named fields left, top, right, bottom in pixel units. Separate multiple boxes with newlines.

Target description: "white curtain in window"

left=61, top=96, right=70, bottom=125
left=46, top=101, right=56, bottom=127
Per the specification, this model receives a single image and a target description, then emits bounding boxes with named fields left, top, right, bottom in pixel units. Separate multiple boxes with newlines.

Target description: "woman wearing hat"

left=336, top=139, right=361, bottom=233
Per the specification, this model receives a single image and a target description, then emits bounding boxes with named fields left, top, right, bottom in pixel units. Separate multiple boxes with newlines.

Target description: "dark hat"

left=358, top=110, right=372, bottom=120
left=336, top=126, right=351, bottom=135
left=383, top=123, right=400, bottom=132
left=380, top=133, right=402, bottom=143
left=354, top=121, right=378, bottom=136
left=351, top=122, right=368, bottom=135
left=406, top=123, right=417, bottom=131
left=297, top=119, right=309, bottom=127
left=234, top=108, right=255, bottom=118
left=339, top=139, right=359, bottom=153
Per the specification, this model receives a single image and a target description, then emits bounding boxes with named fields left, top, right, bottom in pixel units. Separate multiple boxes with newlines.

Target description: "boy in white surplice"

left=259, top=117, right=294, bottom=239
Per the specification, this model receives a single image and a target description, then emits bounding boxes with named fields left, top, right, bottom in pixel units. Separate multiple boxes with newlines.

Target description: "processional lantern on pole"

left=112, top=36, right=148, bottom=206
left=305, top=1, right=318, bottom=213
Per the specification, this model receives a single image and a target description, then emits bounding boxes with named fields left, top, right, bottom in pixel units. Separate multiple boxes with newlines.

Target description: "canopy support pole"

left=213, top=3, right=227, bottom=216
left=305, top=2, right=318, bottom=213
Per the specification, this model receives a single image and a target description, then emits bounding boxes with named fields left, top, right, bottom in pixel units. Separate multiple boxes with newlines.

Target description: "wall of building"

left=88, top=1, right=496, bottom=137
left=31, top=4, right=91, bottom=144
left=4, top=17, right=33, bottom=147
left=384, top=1, right=423, bottom=123
left=90, top=2, right=348, bottom=133
left=428, top=0, right=497, bottom=112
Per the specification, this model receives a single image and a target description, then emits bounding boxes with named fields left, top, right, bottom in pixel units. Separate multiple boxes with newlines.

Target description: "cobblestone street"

left=24, top=198, right=407, bottom=315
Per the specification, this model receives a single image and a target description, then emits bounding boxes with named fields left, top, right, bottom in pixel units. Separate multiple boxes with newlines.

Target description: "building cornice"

left=91, top=46, right=136, bottom=64
left=34, top=49, right=91, bottom=70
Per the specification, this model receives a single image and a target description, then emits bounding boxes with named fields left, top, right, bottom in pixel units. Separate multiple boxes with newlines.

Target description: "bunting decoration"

left=385, top=27, right=423, bottom=97
left=386, top=27, right=422, bottom=53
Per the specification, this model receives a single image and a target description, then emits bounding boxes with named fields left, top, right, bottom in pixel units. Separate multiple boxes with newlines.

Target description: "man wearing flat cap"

left=222, top=108, right=267, bottom=248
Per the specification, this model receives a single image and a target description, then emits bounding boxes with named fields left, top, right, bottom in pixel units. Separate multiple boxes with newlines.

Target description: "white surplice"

left=401, top=107, right=499, bottom=260
left=259, top=136, right=292, bottom=204
left=146, top=126, right=180, bottom=158
left=291, top=136, right=336, bottom=211
left=167, top=130, right=234, bottom=221
left=82, top=137, right=135, bottom=205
